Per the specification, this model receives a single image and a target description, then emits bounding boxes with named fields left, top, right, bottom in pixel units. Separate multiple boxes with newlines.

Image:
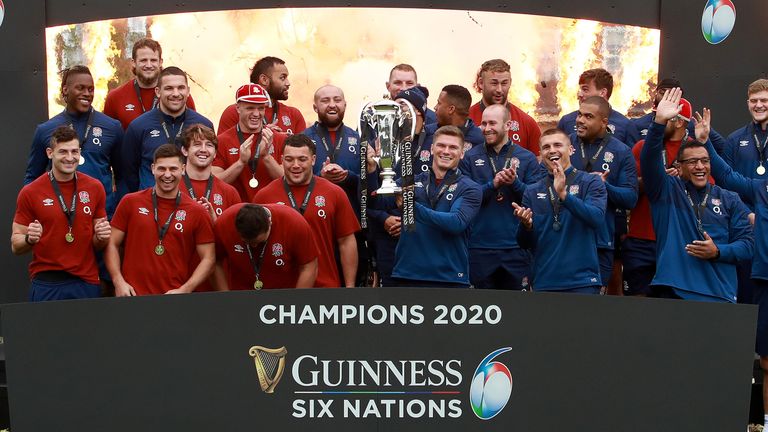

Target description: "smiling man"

left=513, top=128, right=607, bottom=294
left=103, top=38, right=197, bottom=130
left=388, top=125, right=481, bottom=288
left=121, top=66, right=213, bottom=194
left=106, top=144, right=215, bottom=296
left=640, top=87, right=753, bottom=302
left=254, top=134, right=360, bottom=288
left=25, top=65, right=123, bottom=217
left=13, top=126, right=110, bottom=301
left=568, top=96, right=637, bottom=291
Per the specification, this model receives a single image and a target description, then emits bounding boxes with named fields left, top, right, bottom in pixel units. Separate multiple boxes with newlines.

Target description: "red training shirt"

left=111, top=189, right=215, bottom=295
left=14, top=172, right=107, bottom=284
left=214, top=203, right=319, bottom=290
left=253, top=176, right=360, bottom=288
left=214, top=127, right=286, bottom=202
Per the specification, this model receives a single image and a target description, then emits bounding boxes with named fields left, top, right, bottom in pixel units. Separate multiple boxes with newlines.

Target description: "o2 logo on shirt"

left=702, top=0, right=736, bottom=45
left=175, top=210, right=187, bottom=232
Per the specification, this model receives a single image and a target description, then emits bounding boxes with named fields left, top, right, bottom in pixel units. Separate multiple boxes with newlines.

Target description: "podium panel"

left=1, top=289, right=757, bottom=431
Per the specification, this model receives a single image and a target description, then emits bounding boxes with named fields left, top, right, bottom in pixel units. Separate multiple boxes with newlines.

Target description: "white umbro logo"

left=138, top=207, right=149, bottom=215
left=536, top=192, right=547, bottom=199
left=234, top=245, right=244, bottom=253
left=150, top=130, right=161, bottom=138
left=42, top=198, right=54, bottom=206
left=125, top=104, right=135, bottom=111
left=474, top=159, right=485, bottom=167
left=228, top=148, right=239, bottom=155
left=740, top=140, right=750, bottom=146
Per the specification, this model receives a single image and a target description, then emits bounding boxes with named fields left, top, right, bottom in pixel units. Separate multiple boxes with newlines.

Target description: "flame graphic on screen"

left=45, top=8, right=659, bottom=128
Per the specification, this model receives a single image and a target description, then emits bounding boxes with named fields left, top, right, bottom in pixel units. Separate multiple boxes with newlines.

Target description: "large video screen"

left=45, top=8, right=660, bottom=127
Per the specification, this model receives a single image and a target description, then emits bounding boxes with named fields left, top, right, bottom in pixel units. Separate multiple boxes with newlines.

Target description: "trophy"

left=359, top=99, right=417, bottom=195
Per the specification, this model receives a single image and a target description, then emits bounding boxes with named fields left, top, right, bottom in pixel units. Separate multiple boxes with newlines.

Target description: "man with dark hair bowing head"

left=121, top=66, right=213, bottom=194
left=213, top=203, right=319, bottom=290
left=569, top=96, right=638, bottom=291
left=388, top=125, right=481, bottom=288
left=459, top=104, right=542, bottom=290
left=106, top=144, right=215, bottom=296
left=254, top=135, right=360, bottom=288
left=513, top=128, right=607, bottom=294
left=640, top=88, right=753, bottom=301
left=13, top=126, right=110, bottom=301
left=697, top=106, right=768, bottom=429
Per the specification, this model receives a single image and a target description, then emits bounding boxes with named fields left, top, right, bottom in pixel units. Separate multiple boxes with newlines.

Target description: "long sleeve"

left=24, top=126, right=49, bottom=184
left=414, top=185, right=481, bottom=235
left=120, top=123, right=142, bottom=193
left=704, top=138, right=756, bottom=198
left=716, top=195, right=754, bottom=263
left=560, top=176, right=606, bottom=229
left=605, top=151, right=638, bottom=209
left=639, top=122, right=669, bottom=203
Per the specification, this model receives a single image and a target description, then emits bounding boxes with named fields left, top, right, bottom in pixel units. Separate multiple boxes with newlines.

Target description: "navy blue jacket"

left=724, top=122, right=768, bottom=208
left=705, top=137, right=768, bottom=282
left=568, top=133, right=638, bottom=249
left=517, top=167, right=607, bottom=290
left=459, top=140, right=543, bottom=249
left=633, top=112, right=727, bottom=156
left=302, top=122, right=362, bottom=214
left=559, top=108, right=640, bottom=148
left=390, top=169, right=481, bottom=285
left=25, top=109, right=123, bottom=216
left=641, top=122, right=753, bottom=302
left=423, top=119, right=485, bottom=153
left=121, top=108, right=213, bottom=193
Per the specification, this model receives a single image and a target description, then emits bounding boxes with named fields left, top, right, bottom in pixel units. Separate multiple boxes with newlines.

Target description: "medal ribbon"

left=425, top=169, right=461, bottom=210
left=133, top=79, right=158, bottom=113
left=684, top=183, right=710, bottom=236
left=579, top=138, right=606, bottom=173
left=237, top=125, right=263, bottom=179
left=752, top=123, right=768, bottom=167
left=182, top=174, right=214, bottom=201
left=68, top=108, right=95, bottom=151
left=283, top=176, right=316, bottom=215
left=48, top=171, right=78, bottom=234
left=151, top=190, right=181, bottom=246
left=486, top=140, right=517, bottom=175
left=546, top=169, right=579, bottom=227
left=317, top=123, right=345, bottom=164
left=157, top=110, right=184, bottom=146
left=270, top=102, right=280, bottom=125
left=246, top=241, right=269, bottom=285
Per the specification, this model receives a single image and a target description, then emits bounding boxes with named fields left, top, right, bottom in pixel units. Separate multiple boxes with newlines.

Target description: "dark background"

left=1, top=289, right=758, bottom=431
left=0, top=0, right=765, bottom=301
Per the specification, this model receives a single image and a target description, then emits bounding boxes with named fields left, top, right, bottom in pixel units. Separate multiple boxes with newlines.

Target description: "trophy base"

left=375, top=183, right=402, bottom=196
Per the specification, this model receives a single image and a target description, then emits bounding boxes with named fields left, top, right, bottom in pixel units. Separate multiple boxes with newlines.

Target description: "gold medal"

left=253, top=279, right=263, bottom=290
left=249, top=177, right=259, bottom=188
left=65, top=232, right=75, bottom=243
left=78, top=155, right=85, bottom=166
left=154, top=244, right=165, bottom=256
left=758, top=165, right=766, bottom=175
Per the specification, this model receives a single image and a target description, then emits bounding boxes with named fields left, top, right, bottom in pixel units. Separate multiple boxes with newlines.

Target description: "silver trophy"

left=359, top=99, right=417, bottom=195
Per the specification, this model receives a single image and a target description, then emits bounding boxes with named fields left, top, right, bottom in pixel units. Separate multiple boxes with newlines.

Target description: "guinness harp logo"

left=249, top=345, right=288, bottom=393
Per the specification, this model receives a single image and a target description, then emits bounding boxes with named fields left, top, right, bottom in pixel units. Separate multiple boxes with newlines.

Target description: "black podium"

left=1, top=289, right=757, bottom=431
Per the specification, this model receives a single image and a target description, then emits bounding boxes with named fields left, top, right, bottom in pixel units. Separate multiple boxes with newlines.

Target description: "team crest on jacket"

left=78, top=191, right=90, bottom=204
left=272, top=243, right=284, bottom=257
left=213, top=194, right=223, bottom=206
left=510, top=120, right=520, bottom=132
left=448, top=183, right=458, bottom=193
left=282, top=115, right=291, bottom=126
left=569, top=184, right=580, bottom=195
left=315, top=196, right=326, bottom=207
left=125, top=104, right=136, bottom=111
left=509, top=157, right=520, bottom=170
left=175, top=210, right=187, bottom=221
left=607, top=124, right=616, bottom=134
left=603, top=152, right=614, bottom=163
left=420, top=150, right=431, bottom=161
left=348, top=137, right=358, bottom=146
left=711, top=198, right=721, bottom=206
left=92, top=127, right=103, bottom=138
